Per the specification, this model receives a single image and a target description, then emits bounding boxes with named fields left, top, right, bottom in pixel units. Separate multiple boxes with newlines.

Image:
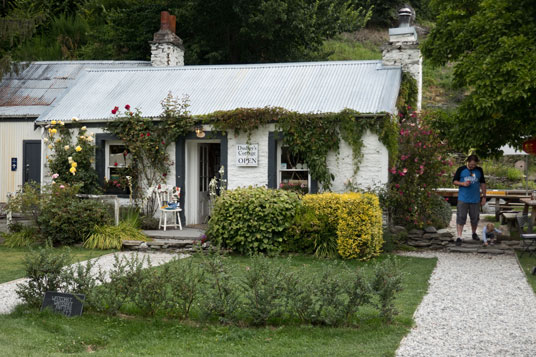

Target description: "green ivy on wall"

left=203, top=107, right=399, bottom=190
left=396, top=72, right=418, bottom=115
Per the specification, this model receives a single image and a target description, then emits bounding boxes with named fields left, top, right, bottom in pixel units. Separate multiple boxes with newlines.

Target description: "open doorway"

left=185, top=140, right=221, bottom=225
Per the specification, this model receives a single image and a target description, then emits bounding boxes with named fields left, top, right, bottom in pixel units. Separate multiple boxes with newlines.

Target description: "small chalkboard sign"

left=41, top=292, right=85, bottom=317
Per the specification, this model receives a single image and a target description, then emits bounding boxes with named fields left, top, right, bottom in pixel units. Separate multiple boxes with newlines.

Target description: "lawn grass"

left=517, top=252, right=536, bottom=293
left=0, top=246, right=115, bottom=284
left=0, top=254, right=436, bottom=356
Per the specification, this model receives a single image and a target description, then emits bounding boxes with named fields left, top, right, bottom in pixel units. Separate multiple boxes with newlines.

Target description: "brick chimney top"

left=151, top=11, right=183, bottom=48
left=150, top=11, right=185, bottom=67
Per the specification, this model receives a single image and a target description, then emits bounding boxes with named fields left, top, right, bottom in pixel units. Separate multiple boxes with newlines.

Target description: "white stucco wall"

left=323, top=130, right=389, bottom=192
left=226, top=125, right=274, bottom=189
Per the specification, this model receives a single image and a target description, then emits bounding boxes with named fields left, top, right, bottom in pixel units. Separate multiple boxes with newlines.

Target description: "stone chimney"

left=150, top=11, right=185, bottom=67
left=382, top=7, right=422, bottom=110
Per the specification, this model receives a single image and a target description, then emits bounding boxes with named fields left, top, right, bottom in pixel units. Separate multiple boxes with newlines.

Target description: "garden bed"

left=0, top=254, right=436, bottom=356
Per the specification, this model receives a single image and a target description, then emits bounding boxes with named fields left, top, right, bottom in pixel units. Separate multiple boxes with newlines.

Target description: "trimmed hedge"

left=207, top=187, right=301, bottom=254
left=288, top=193, right=383, bottom=260
left=208, top=189, right=383, bottom=260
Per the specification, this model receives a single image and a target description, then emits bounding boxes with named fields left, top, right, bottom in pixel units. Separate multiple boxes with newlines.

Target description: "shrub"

left=285, top=193, right=342, bottom=258
left=2, top=226, right=40, bottom=248
left=38, top=189, right=113, bottom=246
left=84, top=221, right=149, bottom=250
left=207, top=187, right=301, bottom=254
left=7, top=183, right=113, bottom=246
left=371, top=256, right=403, bottom=322
left=337, top=193, right=383, bottom=260
left=16, top=248, right=72, bottom=307
left=284, top=261, right=371, bottom=326
left=238, top=254, right=287, bottom=325
left=286, top=192, right=383, bottom=260
left=199, top=250, right=240, bottom=323
left=164, top=257, right=205, bottom=319
left=427, top=193, right=452, bottom=229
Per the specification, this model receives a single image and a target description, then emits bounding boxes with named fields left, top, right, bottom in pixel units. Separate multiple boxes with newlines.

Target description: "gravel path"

left=0, top=251, right=184, bottom=315
left=396, top=251, right=536, bottom=357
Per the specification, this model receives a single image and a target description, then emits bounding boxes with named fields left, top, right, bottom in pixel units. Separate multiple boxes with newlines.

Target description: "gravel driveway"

left=397, top=251, right=536, bottom=357
left=0, top=251, right=182, bottom=315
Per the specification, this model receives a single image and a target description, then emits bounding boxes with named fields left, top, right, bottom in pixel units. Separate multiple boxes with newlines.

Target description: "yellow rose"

left=64, top=145, right=70, bottom=150
left=51, top=120, right=57, bottom=125
left=71, top=162, right=77, bottom=168
left=81, top=126, right=87, bottom=131
left=69, top=167, right=76, bottom=174
left=72, top=117, right=78, bottom=122
left=80, top=136, right=85, bottom=139
left=68, top=156, right=73, bottom=163
left=48, top=144, right=53, bottom=149
left=51, top=128, right=57, bottom=134
left=55, top=138, right=61, bottom=143
left=43, top=138, right=48, bottom=143
left=75, top=146, right=82, bottom=152
left=59, top=121, right=64, bottom=126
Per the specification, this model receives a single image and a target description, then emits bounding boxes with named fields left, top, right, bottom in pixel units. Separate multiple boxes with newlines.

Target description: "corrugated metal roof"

left=0, top=61, right=150, bottom=118
left=36, top=60, right=401, bottom=122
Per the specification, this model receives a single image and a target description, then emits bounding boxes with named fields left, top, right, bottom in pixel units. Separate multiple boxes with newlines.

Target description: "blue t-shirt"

left=453, top=166, right=485, bottom=203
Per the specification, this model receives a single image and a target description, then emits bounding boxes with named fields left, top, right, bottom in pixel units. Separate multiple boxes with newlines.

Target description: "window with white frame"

left=277, top=142, right=310, bottom=194
left=105, top=141, right=132, bottom=192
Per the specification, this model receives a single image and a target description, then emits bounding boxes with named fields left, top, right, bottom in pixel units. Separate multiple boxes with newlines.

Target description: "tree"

left=422, top=0, right=536, bottom=156
left=79, top=0, right=372, bottom=64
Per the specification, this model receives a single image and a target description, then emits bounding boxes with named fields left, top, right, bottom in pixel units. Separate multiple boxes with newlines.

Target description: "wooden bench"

left=499, top=212, right=518, bottom=231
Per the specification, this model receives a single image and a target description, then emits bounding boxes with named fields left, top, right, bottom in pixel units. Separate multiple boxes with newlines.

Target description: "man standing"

left=452, top=155, right=487, bottom=246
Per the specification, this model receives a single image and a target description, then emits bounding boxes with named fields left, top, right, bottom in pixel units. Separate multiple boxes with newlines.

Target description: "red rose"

left=140, top=133, right=144, bottom=137
left=146, top=132, right=151, bottom=137
left=114, top=162, right=118, bottom=166
left=111, top=109, right=117, bottom=114
left=163, top=173, right=167, bottom=177
left=125, top=104, right=131, bottom=110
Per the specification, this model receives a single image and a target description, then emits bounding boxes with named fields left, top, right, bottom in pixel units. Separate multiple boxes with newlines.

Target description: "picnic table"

left=435, top=188, right=530, bottom=221
left=520, top=197, right=536, bottom=226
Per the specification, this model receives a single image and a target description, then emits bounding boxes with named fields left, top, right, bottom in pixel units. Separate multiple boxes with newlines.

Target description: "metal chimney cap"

left=398, top=7, right=413, bottom=28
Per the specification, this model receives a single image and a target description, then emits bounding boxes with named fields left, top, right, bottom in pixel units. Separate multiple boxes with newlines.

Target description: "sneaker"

left=472, top=233, right=479, bottom=241
left=456, top=238, right=462, bottom=246
left=482, top=242, right=488, bottom=247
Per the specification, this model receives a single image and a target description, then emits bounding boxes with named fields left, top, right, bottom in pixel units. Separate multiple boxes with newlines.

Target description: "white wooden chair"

left=154, top=185, right=182, bottom=231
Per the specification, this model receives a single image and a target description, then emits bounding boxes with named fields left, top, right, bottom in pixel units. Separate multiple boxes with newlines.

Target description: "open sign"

left=236, top=144, right=258, bottom=167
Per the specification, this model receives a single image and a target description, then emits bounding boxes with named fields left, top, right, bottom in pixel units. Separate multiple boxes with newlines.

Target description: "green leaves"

left=423, top=0, right=536, bottom=155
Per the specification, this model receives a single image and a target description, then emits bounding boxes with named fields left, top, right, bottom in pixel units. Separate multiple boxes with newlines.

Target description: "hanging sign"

left=236, top=144, right=258, bottom=167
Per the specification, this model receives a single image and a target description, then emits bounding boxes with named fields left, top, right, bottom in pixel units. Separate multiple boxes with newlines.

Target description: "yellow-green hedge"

left=301, top=192, right=383, bottom=261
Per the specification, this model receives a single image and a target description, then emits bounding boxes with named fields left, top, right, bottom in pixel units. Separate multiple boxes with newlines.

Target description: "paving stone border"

left=391, top=225, right=529, bottom=255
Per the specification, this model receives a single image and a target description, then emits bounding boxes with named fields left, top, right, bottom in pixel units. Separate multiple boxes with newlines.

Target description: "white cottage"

left=2, top=9, right=422, bottom=226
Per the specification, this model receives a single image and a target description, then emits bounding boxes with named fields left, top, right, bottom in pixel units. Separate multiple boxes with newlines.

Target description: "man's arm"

left=452, top=167, right=469, bottom=187
left=480, top=183, right=487, bottom=205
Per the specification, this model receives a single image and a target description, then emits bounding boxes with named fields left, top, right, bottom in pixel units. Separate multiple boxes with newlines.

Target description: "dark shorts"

left=456, top=201, right=480, bottom=226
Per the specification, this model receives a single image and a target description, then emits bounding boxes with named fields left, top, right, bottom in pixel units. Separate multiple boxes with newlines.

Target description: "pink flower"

left=52, top=173, right=59, bottom=179
left=399, top=191, right=404, bottom=196
left=395, top=184, right=400, bottom=189
left=402, top=168, right=408, bottom=174
left=125, top=104, right=131, bottom=110
left=414, top=158, right=419, bottom=163
left=390, top=167, right=397, bottom=174
left=60, top=185, right=65, bottom=189
left=140, top=133, right=144, bottom=137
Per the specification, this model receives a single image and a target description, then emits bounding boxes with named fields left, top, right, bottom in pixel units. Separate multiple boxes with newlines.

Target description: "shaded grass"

left=0, top=246, right=114, bottom=284
left=0, top=254, right=436, bottom=356
left=517, top=252, right=536, bottom=293
left=323, top=35, right=381, bottom=61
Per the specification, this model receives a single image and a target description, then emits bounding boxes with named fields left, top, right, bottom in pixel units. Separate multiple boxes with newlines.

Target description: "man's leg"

left=456, top=201, right=468, bottom=245
left=469, top=203, right=480, bottom=240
